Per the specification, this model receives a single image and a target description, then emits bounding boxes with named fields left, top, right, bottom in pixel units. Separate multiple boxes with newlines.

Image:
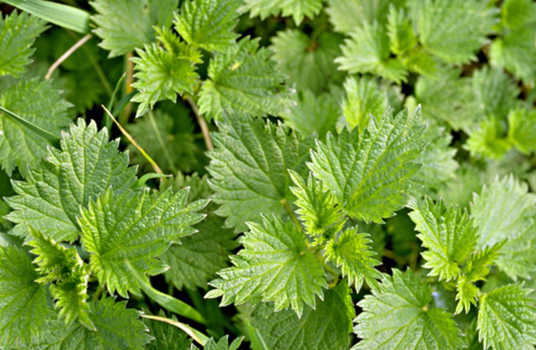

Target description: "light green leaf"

left=192, top=336, right=243, bottom=350
left=342, top=76, right=389, bottom=131
left=132, top=28, right=202, bottom=117
left=208, top=214, right=327, bottom=317
left=27, top=229, right=93, bottom=329
left=336, top=21, right=407, bottom=83
left=0, top=12, right=47, bottom=77
left=354, top=269, right=464, bottom=350
left=478, top=284, right=536, bottom=350
left=0, top=245, right=53, bottom=348
left=175, top=0, right=241, bottom=52
left=240, top=0, right=323, bottom=24
left=0, top=77, right=72, bottom=175
left=471, top=66, right=520, bottom=120
left=5, top=119, right=137, bottom=242
left=79, top=187, right=208, bottom=297
left=508, top=108, right=536, bottom=155
left=490, top=0, right=536, bottom=83
left=207, top=114, right=313, bottom=231
left=409, top=198, right=477, bottom=282
left=387, top=5, right=417, bottom=55
left=324, top=228, right=382, bottom=292
left=198, top=38, right=286, bottom=120
left=289, top=171, right=345, bottom=237
left=409, top=0, right=496, bottom=64
left=246, top=283, right=355, bottom=350
left=470, top=176, right=536, bottom=280
left=326, top=0, right=397, bottom=34
left=309, top=107, right=427, bottom=223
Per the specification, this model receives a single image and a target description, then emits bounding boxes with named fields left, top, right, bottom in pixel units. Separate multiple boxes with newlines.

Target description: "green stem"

left=148, top=110, right=177, bottom=173
left=126, top=261, right=205, bottom=324
left=281, top=198, right=302, bottom=232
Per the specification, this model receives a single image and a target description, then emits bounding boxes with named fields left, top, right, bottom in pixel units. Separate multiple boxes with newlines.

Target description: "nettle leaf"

left=326, top=0, right=395, bottom=34
left=490, top=0, right=536, bottom=83
left=409, top=0, right=497, bottom=64
left=289, top=171, right=345, bottom=237
left=132, top=28, right=202, bottom=117
left=309, top=107, right=427, bottom=223
left=27, top=229, right=93, bottom=329
left=208, top=214, right=327, bottom=317
left=198, top=37, right=287, bottom=120
left=416, top=122, right=458, bottom=191
left=354, top=269, right=464, bottom=350
left=175, top=0, right=241, bottom=52
left=470, top=176, right=536, bottom=280
left=0, top=77, right=72, bottom=175
left=409, top=198, right=477, bottom=282
left=246, top=283, right=355, bottom=350
left=471, top=66, right=520, bottom=121
left=79, top=187, right=208, bottom=297
left=324, top=228, right=382, bottom=292
left=0, top=12, right=47, bottom=77
left=240, top=0, right=323, bottom=24
left=336, top=21, right=407, bottom=83
left=0, top=245, right=53, bottom=348
left=49, top=298, right=151, bottom=350
left=478, top=284, right=536, bottom=350
left=6, top=119, right=136, bottom=242
left=414, top=68, right=475, bottom=131
left=91, top=0, right=154, bottom=57
left=207, top=114, right=313, bottom=231
left=162, top=213, right=237, bottom=290
left=282, top=89, right=341, bottom=138
left=270, top=29, right=344, bottom=94
left=342, top=76, right=389, bottom=131
left=508, top=108, right=536, bottom=155
left=192, top=336, right=243, bottom=350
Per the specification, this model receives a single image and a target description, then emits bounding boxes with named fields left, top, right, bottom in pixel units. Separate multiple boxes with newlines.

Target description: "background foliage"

left=0, top=0, right=535, bottom=349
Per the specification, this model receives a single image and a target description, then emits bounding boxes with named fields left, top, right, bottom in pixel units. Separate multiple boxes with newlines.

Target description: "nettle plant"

left=0, top=0, right=535, bottom=349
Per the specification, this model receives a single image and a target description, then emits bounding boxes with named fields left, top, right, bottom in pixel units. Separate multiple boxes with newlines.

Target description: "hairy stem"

left=120, top=52, right=134, bottom=124
left=45, top=33, right=92, bottom=80
left=185, top=95, right=213, bottom=151
left=141, top=314, right=208, bottom=345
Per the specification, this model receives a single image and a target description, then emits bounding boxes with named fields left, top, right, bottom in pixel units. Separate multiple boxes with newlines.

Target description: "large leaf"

left=246, top=283, right=355, bottom=350
left=198, top=38, right=286, bottom=120
left=79, top=187, right=208, bottom=297
left=207, top=214, right=327, bottom=317
left=6, top=119, right=136, bottom=242
left=354, top=269, right=464, bottom=350
left=309, top=107, right=427, bottom=223
left=207, top=114, right=312, bottom=231
left=175, top=0, right=241, bottom=52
